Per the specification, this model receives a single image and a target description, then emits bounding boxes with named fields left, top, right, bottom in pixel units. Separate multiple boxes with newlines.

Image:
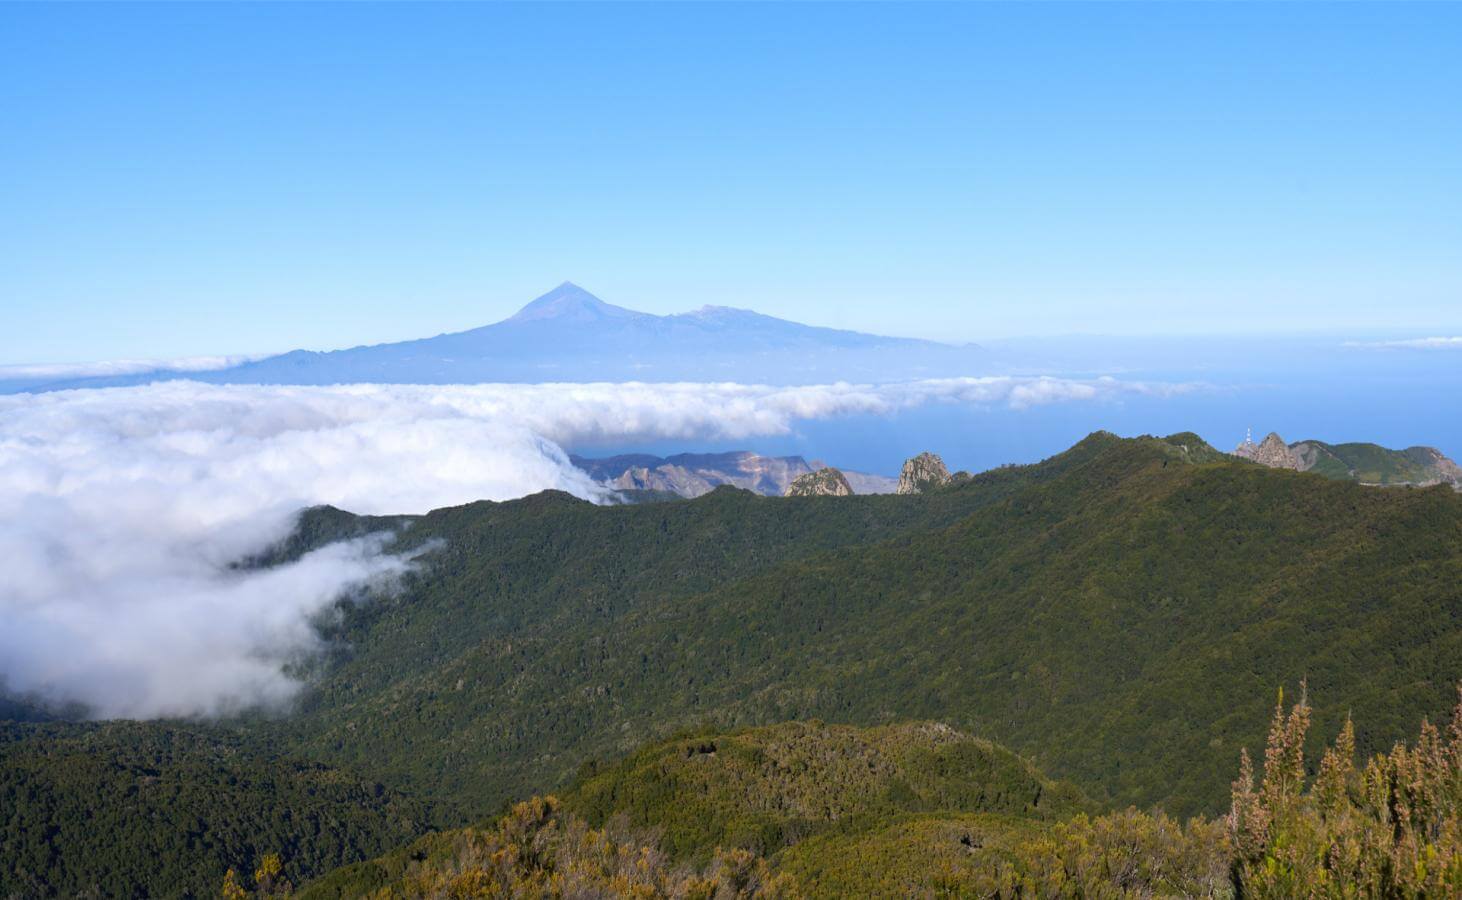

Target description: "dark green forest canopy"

left=0, top=721, right=438, bottom=898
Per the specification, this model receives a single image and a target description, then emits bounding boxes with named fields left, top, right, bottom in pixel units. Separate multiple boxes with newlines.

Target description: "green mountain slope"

left=1292, top=439, right=1462, bottom=487
left=0, top=721, right=439, bottom=898
left=268, top=432, right=1461, bottom=818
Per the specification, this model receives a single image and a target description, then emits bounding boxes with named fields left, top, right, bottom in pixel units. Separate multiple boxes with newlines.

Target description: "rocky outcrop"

left=897, top=452, right=952, bottom=495
left=1233, top=432, right=1300, bottom=470
left=784, top=467, right=854, bottom=497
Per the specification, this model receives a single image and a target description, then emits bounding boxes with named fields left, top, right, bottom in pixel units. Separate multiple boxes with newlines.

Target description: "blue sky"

left=2, top=3, right=1460, bottom=365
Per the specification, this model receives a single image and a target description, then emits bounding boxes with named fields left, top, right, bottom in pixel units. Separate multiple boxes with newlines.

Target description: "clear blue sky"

left=2, top=2, right=1459, bottom=364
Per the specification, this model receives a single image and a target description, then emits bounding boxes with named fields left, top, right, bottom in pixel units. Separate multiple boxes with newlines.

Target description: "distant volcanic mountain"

left=4, top=283, right=981, bottom=392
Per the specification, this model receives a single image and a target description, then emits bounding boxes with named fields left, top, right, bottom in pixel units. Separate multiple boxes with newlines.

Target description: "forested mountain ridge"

left=266, top=467, right=1037, bottom=809
left=267, top=430, right=1459, bottom=818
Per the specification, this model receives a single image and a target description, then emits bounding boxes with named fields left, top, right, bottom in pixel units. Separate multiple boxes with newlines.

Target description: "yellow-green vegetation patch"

left=775, top=811, right=1044, bottom=898
left=565, top=719, right=1087, bottom=861
left=296, top=797, right=794, bottom=900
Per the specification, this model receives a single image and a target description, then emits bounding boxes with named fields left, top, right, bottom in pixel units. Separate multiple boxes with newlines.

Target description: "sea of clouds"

left=0, top=376, right=1191, bottom=719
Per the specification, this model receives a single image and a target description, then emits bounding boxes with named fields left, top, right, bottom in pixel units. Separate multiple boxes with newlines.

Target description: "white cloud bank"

left=0, top=376, right=1190, bottom=719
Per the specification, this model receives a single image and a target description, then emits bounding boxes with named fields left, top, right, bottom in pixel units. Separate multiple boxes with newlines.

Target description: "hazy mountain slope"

left=572, top=449, right=898, bottom=497
left=4, top=283, right=981, bottom=391
left=837, top=468, right=901, bottom=495
left=573, top=450, right=817, bottom=496
left=0, top=721, right=439, bottom=898
left=265, top=432, right=1461, bottom=819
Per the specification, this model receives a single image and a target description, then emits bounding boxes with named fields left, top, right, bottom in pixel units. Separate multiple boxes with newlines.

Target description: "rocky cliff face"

left=897, top=452, right=952, bottom=495
left=784, top=467, right=854, bottom=497
left=1421, top=447, right=1462, bottom=485
left=1233, top=432, right=1301, bottom=470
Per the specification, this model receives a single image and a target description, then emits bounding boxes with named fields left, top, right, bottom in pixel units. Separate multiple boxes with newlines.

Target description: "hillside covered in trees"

left=0, top=721, right=440, bottom=897
left=2, top=431, right=1459, bottom=896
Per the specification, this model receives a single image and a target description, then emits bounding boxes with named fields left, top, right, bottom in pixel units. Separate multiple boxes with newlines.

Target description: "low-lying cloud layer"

left=0, top=354, right=265, bottom=381
left=0, top=376, right=1189, bottom=719
left=1344, top=336, right=1462, bottom=350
